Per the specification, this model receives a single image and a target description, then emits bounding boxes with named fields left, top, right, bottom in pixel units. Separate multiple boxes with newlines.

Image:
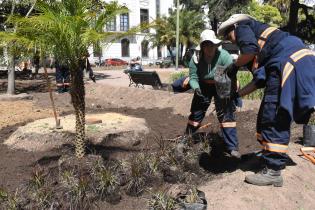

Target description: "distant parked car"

left=104, top=58, right=128, bottom=66
left=156, top=57, right=173, bottom=68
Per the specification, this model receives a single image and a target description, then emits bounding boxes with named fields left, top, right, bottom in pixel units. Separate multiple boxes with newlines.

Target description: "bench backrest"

left=128, top=71, right=162, bottom=88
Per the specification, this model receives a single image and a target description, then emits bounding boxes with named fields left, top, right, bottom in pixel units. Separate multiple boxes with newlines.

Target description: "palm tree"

left=150, top=16, right=176, bottom=63
left=150, top=9, right=204, bottom=65
left=8, top=0, right=128, bottom=158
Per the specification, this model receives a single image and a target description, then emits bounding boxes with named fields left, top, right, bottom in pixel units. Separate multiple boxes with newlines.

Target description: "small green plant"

left=237, top=71, right=264, bottom=100
left=60, top=170, right=91, bottom=209
left=0, top=188, right=21, bottom=210
left=96, top=166, right=119, bottom=198
left=147, top=154, right=161, bottom=174
left=27, top=167, right=54, bottom=209
left=184, top=187, right=199, bottom=204
left=148, top=191, right=177, bottom=210
left=0, top=187, right=8, bottom=202
left=29, top=169, right=45, bottom=190
left=308, top=112, right=315, bottom=125
left=86, top=124, right=100, bottom=133
left=126, top=155, right=147, bottom=196
left=169, top=70, right=189, bottom=83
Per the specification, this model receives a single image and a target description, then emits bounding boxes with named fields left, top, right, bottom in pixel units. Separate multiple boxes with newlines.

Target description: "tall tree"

left=5, top=0, right=129, bottom=158
left=207, top=0, right=251, bottom=32
left=150, top=9, right=204, bottom=65
left=0, top=0, right=36, bottom=95
left=248, top=0, right=283, bottom=26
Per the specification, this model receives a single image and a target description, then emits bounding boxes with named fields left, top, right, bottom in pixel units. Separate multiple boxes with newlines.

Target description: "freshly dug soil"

left=1, top=72, right=312, bottom=210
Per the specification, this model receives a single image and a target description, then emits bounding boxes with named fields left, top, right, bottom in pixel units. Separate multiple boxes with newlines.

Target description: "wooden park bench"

left=124, top=70, right=164, bottom=89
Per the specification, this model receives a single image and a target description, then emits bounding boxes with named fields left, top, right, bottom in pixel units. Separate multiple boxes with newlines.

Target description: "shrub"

left=237, top=71, right=264, bottom=100
left=148, top=191, right=177, bottom=210
left=169, top=70, right=189, bottom=83
left=308, top=112, right=315, bottom=125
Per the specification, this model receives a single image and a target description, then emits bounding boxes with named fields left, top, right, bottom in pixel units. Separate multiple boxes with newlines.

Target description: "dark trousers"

left=256, top=69, right=291, bottom=170
left=56, top=64, right=70, bottom=87
left=187, top=83, right=238, bottom=151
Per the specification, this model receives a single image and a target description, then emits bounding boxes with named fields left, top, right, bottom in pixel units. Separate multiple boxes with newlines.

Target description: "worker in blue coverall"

left=55, top=51, right=95, bottom=94
left=179, top=29, right=241, bottom=159
left=218, top=14, right=315, bottom=187
left=55, top=60, right=70, bottom=93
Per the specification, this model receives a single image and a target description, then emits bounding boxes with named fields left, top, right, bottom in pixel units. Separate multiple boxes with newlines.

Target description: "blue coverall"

left=55, top=61, right=70, bottom=93
left=235, top=19, right=315, bottom=170
left=187, top=49, right=239, bottom=152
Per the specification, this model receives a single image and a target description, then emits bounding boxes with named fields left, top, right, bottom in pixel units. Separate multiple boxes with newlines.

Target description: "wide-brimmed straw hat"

left=199, top=29, right=222, bottom=46
left=218, top=14, right=253, bottom=36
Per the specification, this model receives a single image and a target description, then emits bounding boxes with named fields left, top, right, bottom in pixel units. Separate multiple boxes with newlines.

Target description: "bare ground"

left=0, top=69, right=314, bottom=210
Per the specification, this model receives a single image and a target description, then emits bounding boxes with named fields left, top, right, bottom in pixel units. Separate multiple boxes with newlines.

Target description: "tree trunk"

left=6, top=0, right=35, bottom=95
left=7, top=0, right=16, bottom=95
left=70, top=66, right=86, bottom=158
left=288, top=0, right=299, bottom=35
left=167, top=46, right=175, bottom=65
left=211, top=17, right=218, bottom=35
left=7, top=54, right=15, bottom=95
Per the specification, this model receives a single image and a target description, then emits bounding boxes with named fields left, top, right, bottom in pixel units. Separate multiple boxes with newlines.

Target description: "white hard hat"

left=199, top=29, right=222, bottom=45
left=218, top=14, right=254, bottom=36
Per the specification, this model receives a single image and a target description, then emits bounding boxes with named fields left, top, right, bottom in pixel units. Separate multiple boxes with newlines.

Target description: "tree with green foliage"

left=150, top=9, right=204, bottom=65
left=248, top=0, right=283, bottom=26
left=0, top=0, right=37, bottom=95
left=2, top=0, right=130, bottom=158
left=263, top=0, right=315, bottom=43
left=177, top=0, right=207, bottom=12
left=206, top=0, right=250, bottom=32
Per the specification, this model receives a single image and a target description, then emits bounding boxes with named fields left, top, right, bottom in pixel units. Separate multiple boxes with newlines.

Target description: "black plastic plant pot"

left=178, top=190, right=207, bottom=210
left=303, top=124, right=315, bottom=147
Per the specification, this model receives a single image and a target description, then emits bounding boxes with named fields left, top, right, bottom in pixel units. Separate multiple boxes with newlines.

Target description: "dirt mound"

left=4, top=112, right=149, bottom=152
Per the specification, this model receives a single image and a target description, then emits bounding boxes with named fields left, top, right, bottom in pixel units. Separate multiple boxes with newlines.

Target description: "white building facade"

left=91, top=0, right=174, bottom=64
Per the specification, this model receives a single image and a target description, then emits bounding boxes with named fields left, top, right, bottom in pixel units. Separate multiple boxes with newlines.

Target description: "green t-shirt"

left=189, top=48, right=233, bottom=90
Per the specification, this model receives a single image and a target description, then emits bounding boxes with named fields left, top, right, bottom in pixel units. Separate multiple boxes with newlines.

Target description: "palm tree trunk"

left=70, top=66, right=86, bottom=158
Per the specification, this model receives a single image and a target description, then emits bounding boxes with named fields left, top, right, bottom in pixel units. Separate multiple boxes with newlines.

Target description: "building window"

left=120, top=13, right=129, bottom=31
left=121, top=39, right=130, bottom=57
left=106, top=18, right=116, bottom=31
left=140, top=9, right=149, bottom=33
left=141, top=40, right=149, bottom=58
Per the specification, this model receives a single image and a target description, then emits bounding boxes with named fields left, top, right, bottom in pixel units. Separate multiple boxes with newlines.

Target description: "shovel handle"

left=300, top=147, right=315, bottom=152
left=300, top=147, right=315, bottom=164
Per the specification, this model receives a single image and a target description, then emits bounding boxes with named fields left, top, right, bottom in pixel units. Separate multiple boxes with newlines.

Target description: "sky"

left=302, top=0, right=315, bottom=7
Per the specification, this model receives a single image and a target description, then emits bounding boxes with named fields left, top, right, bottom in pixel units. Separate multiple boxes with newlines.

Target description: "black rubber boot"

left=63, top=85, right=70, bottom=93
left=175, top=124, right=199, bottom=157
left=56, top=86, right=64, bottom=94
left=245, top=167, right=283, bottom=187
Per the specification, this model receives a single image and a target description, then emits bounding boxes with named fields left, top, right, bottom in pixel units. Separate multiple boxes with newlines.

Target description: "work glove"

left=195, top=88, right=209, bottom=104
left=225, top=63, right=239, bottom=78
left=195, top=88, right=204, bottom=98
left=89, top=73, right=96, bottom=83
left=231, top=92, right=243, bottom=108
